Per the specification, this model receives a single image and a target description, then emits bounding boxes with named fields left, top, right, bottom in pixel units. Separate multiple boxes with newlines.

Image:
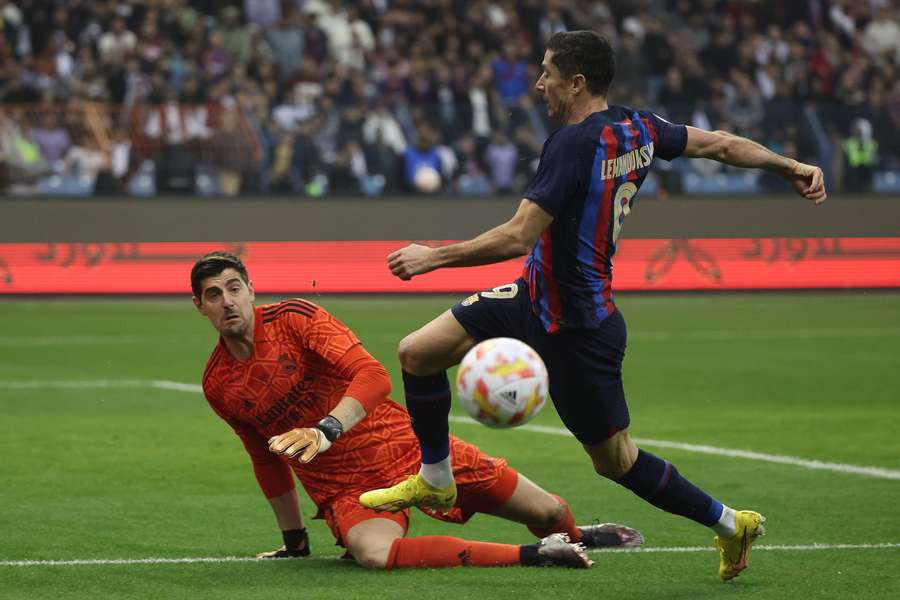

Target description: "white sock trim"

left=712, top=505, right=737, bottom=538
left=419, top=457, right=453, bottom=489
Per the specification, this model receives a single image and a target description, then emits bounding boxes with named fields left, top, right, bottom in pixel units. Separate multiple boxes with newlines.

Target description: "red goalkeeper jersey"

left=202, top=299, right=420, bottom=509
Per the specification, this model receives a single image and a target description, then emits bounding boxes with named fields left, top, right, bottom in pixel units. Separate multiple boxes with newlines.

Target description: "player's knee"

left=397, top=335, right=429, bottom=375
left=531, top=497, right=565, bottom=529
left=586, top=431, right=637, bottom=479
left=591, top=451, right=635, bottom=480
left=348, top=540, right=391, bottom=570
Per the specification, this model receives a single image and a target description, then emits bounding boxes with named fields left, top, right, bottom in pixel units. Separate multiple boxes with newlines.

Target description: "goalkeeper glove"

left=268, top=417, right=343, bottom=464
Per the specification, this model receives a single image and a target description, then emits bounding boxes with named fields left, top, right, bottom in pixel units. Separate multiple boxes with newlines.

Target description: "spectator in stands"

left=300, top=10, right=329, bottom=64
left=363, top=126, right=400, bottom=194
left=862, top=6, right=900, bottom=65
left=363, top=100, right=406, bottom=156
left=0, top=112, right=46, bottom=189
left=61, top=134, right=108, bottom=182
left=842, top=118, right=878, bottom=193
left=700, top=27, right=739, bottom=80
left=463, top=64, right=495, bottom=144
left=30, top=110, right=71, bottom=164
left=97, top=17, right=136, bottom=66
left=725, top=71, right=765, bottom=134
left=207, top=106, right=253, bottom=196
left=244, top=0, right=280, bottom=29
left=454, top=133, right=491, bottom=197
left=1, top=0, right=898, bottom=196
left=201, top=30, right=231, bottom=83
left=613, top=31, right=647, bottom=101
left=320, top=3, right=375, bottom=72
left=143, top=86, right=210, bottom=192
left=219, top=6, right=253, bottom=67
left=267, top=7, right=305, bottom=83
left=656, top=67, right=693, bottom=126
left=403, top=125, right=443, bottom=194
left=491, top=41, right=530, bottom=108
left=484, top=129, right=518, bottom=194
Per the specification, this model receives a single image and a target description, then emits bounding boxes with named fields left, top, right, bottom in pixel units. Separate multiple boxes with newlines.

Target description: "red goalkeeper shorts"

left=320, top=435, right=519, bottom=547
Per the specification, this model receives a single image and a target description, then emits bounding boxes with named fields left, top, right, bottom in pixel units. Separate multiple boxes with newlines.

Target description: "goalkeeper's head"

left=191, top=251, right=255, bottom=339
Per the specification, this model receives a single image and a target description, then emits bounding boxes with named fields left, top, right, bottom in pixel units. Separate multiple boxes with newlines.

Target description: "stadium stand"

left=0, top=0, right=898, bottom=197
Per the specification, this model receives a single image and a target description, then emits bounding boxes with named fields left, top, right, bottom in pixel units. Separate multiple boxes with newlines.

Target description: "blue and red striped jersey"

left=521, top=106, right=687, bottom=332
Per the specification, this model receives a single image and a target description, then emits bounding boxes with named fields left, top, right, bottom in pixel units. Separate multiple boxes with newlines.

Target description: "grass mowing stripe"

left=631, top=327, right=900, bottom=342
left=3, top=543, right=899, bottom=567
left=2, top=327, right=897, bottom=346
left=3, top=379, right=900, bottom=481
left=447, top=417, right=900, bottom=481
left=0, top=335, right=207, bottom=345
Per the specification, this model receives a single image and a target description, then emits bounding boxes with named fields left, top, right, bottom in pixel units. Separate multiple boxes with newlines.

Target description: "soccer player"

left=360, top=31, right=827, bottom=581
left=191, top=251, right=642, bottom=570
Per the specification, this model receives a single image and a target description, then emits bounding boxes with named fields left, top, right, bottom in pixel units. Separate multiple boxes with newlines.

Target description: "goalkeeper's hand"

left=256, top=528, right=310, bottom=559
left=268, top=428, right=331, bottom=463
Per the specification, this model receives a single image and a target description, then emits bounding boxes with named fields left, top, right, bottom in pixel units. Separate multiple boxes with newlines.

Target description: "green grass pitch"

left=1, top=293, right=899, bottom=599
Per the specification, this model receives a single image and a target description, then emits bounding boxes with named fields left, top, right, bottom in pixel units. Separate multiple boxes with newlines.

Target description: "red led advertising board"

left=1, top=238, right=898, bottom=294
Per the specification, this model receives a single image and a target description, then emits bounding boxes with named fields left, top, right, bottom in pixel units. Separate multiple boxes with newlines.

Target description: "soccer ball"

left=455, top=338, right=548, bottom=428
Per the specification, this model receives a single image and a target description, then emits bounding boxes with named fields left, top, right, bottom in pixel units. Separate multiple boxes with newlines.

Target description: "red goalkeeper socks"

left=527, top=494, right=583, bottom=543
left=386, top=536, right=520, bottom=569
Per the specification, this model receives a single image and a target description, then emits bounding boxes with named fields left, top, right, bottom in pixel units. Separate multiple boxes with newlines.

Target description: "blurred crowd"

left=0, top=0, right=898, bottom=197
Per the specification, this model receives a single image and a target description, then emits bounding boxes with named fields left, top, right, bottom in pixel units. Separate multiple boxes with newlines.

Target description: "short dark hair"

left=190, top=251, right=249, bottom=298
left=546, top=31, right=615, bottom=97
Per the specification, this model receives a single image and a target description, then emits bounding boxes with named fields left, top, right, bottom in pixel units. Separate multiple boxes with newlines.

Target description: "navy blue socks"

left=402, top=370, right=452, bottom=465
left=616, top=449, right=724, bottom=526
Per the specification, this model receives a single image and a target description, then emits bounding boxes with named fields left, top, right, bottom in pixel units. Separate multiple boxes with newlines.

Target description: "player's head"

left=536, top=31, right=615, bottom=121
left=191, top=251, right=256, bottom=338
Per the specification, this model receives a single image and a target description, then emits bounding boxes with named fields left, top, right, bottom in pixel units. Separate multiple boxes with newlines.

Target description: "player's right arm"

left=268, top=305, right=393, bottom=462
left=387, top=129, right=584, bottom=280
left=682, top=126, right=826, bottom=204
left=387, top=199, right=553, bottom=280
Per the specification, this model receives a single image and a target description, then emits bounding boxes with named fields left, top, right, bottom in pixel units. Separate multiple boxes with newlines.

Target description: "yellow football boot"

left=714, top=510, right=766, bottom=581
left=359, top=474, right=457, bottom=512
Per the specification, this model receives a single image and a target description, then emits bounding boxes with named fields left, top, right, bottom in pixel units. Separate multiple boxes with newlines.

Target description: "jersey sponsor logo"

left=254, top=375, right=316, bottom=427
left=601, top=142, right=654, bottom=181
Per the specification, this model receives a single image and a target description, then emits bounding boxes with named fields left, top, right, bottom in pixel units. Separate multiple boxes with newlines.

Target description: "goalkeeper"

left=192, top=251, right=642, bottom=570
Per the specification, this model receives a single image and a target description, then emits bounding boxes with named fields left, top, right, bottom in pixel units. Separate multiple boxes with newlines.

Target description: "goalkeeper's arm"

left=226, top=420, right=311, bottom=559
left=268, top=346, right=392, bottom=463
left=256, top=488, right=310, bottom=558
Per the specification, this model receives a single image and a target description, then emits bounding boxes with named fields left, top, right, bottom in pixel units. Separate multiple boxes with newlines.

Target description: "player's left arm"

left=268, top=309, right=392, bottom=463
left=387, top=199, right=553, bottom=280
left=682, top=126, right=826, bottom=204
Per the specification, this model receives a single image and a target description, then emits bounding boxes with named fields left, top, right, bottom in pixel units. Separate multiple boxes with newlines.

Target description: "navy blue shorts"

left=451, top=279, right=629, bottom=445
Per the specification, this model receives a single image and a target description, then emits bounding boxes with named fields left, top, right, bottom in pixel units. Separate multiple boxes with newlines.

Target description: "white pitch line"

left=588, top=542, right=900, bottom=555
left=0, top=556, right=307, bottom=567
left=2, top=380, right=899, bottom=482
left=0, top=380, right=154, bottom=390
left=2, top=543, right=898, bottom=567
left=0, top=380, right=204, bottom=391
